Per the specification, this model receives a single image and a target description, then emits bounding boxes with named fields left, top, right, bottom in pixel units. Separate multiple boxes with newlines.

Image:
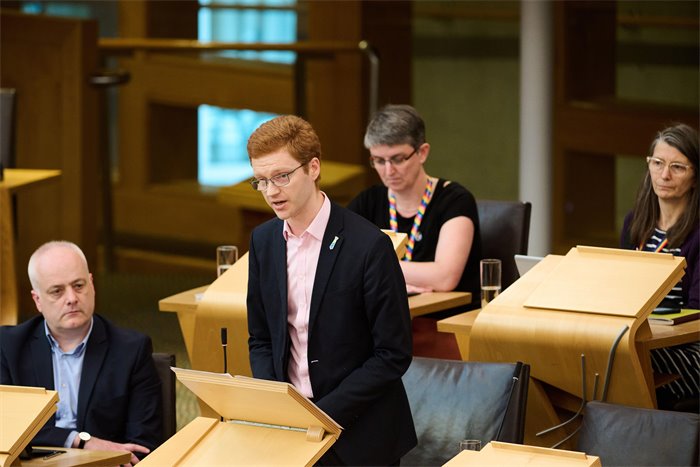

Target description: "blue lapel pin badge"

left=329, top=236, right=339, bottom=250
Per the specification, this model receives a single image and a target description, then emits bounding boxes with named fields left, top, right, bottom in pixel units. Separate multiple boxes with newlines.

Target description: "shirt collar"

left=44, top=317, right=94, bottom=356
left=283, top=192, right=331, bottom=241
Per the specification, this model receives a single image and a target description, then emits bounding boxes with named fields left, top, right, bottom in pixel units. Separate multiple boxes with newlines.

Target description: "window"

left=198, top=0, right=297, bottom=186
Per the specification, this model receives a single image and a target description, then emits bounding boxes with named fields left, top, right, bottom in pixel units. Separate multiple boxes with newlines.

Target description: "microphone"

left=220, top=327, right=228, bottom=423
left=221, top=327, right=228, bottom=374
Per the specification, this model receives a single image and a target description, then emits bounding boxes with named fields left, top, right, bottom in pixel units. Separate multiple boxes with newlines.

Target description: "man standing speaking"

left=245, top=115, right=416, bottom=466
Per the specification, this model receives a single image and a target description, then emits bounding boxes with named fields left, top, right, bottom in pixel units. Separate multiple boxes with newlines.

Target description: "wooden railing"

left=98, top=38, right=380, bottom=118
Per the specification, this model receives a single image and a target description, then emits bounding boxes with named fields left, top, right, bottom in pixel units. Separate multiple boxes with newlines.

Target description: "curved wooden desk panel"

left=471, top=301, right=652, bottom=407
left=192, top=253, right=251, bottom=378
left=468, top=248, right=686, bottom=447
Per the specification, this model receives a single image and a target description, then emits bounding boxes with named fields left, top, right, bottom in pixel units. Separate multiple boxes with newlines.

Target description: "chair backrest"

left=401, top=357, right=530, bottom=466
left=476, top=200, right=532, bottom=290
left=576, top=401, right=700, bottom=466
left=152, top=353, right=177, bottom=441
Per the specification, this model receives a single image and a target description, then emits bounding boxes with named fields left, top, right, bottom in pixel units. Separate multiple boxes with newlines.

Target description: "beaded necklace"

left=389, top=177, right=435, bottom=261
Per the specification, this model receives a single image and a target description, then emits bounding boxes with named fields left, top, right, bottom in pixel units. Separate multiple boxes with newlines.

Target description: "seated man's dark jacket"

left=0, top=314, right=163, bottom=450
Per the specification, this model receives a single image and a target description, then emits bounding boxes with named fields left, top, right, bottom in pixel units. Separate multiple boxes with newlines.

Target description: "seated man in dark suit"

left=0, top=241, right=162, bottom=465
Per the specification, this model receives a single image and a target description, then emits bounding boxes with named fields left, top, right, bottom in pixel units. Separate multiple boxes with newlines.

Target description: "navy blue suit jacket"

left=247, top=201, right=417, bottom=466
left=0, top=314, right=162, bottom=450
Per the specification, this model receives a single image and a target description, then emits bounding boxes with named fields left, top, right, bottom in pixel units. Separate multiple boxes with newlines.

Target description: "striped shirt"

left=643, top=228, right=699, bottom=401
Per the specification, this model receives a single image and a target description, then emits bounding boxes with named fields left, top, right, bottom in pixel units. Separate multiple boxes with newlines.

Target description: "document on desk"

left=649, top=309, right=700, bottom=326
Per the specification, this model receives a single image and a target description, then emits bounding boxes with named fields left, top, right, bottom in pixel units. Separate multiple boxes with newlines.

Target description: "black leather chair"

left=476, top=200, right=532, bottom=290
left=401, top=357, right=530, bottom=466
left=576, top=401, right=700, bottom=466
left=152, top=353, right=177, bottom=441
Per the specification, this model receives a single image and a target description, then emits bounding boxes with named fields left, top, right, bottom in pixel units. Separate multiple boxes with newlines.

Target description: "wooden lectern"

left=0, top=385, right=58, bottom=467
left=140, top=369, right=341, bottom=466
left=468, top=246, right=686, bottom=447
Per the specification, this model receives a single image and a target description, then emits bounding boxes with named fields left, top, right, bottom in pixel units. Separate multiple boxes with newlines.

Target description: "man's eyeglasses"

left=250, top=162, right=308, bottom=191
left=369, top=148, right=417, bottom=168
left=646, top=156, right=692, bottom=176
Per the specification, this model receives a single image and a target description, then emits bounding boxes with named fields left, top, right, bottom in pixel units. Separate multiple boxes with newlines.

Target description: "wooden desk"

left=160, top=286, right=471, bottom=359
left=20, top=448, right=130, bottom=467
left=0, top=169, right=61, bottom=325
left=440, top=249, right=694, bottom=448
left=444, top=441, right=601, bottom=467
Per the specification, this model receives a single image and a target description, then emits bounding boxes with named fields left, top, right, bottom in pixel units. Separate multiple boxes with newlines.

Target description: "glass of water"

left=480, top=258, right=501, bottom=308
left=216, top=245, right=238, bottom=277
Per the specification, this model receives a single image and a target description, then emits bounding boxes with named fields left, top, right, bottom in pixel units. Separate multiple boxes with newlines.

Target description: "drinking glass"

left=459, top=439, right=481, bottom=451
left=216, top=245, right=238, bottom=277
left=480, top=258, right=502, bottom=308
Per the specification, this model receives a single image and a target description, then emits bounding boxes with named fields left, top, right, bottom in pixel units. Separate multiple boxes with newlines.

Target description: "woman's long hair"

left=629, top=123, right=699, bottom=248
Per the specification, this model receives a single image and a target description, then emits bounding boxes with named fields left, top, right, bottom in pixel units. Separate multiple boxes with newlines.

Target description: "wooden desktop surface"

left=160, top=286, right=470, bottom=319
left=20, top=448, right=130, bottom=467
left=1, top=169, right=62, bottom=326
left=160, top=284, right=470, bottom=371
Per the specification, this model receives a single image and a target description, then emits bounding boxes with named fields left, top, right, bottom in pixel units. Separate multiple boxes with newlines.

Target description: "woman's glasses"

left=369, top=148, right=417, bottom=168
left=646, top=156, right=692, bottom=176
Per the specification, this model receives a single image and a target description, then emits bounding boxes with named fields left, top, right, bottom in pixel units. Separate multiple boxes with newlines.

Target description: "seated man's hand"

left=79, top=436, right=150, bottom=465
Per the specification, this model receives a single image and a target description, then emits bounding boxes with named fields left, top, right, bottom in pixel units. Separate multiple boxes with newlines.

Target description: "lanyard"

left=639, top=237, right=668, bottom=253
left=389, top=177, right=435, bottom=261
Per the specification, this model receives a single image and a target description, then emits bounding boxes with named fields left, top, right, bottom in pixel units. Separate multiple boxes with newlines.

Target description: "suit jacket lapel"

left=30, top=323, right=54, bottom=390
left=308, top=203, right=344, bottom=333
left=271, top=220, right=291, bottom=371
left=77, top=317, right=108, bottom=428
left=272, top=220, right=288, bottom=322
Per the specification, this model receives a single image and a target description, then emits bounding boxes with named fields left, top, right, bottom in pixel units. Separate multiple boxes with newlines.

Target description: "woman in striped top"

left=621, top=123, right=699, bottom=412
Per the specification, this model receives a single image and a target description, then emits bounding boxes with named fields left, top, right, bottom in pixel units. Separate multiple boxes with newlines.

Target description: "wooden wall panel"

left=0, top=11, right=98, bottom=318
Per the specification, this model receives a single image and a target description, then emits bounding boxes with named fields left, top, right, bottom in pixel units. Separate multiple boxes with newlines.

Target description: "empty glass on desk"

left=480, top=259, right=501, bottom=308
left=216, top=245, right=238, bottom=277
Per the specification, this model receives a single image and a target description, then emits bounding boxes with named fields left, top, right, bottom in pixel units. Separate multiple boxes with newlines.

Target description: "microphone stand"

left=221, top=327, right=228, bottom=422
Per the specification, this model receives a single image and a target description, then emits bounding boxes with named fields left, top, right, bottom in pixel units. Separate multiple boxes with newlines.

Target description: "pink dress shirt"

left=283, top=193, right=331, bottom=398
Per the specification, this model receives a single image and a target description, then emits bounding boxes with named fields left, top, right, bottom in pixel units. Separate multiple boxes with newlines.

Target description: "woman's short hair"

left=364, top=104, right=425, bottom=149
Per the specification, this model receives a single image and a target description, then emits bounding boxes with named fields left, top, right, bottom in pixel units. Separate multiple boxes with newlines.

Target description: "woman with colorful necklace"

left=621, top=123, right=698, bottom=411
left=348, top=105, right=483, bottom=314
